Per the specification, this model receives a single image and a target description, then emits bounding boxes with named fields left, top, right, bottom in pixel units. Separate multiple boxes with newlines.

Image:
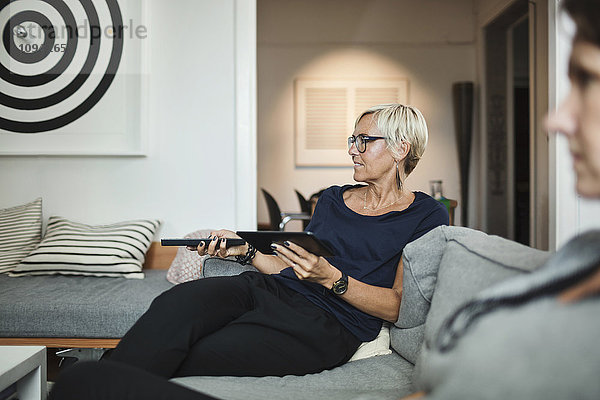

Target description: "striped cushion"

left=9, top=216, right=161, bottom=279
left=0, top=198, right=43, bottom=273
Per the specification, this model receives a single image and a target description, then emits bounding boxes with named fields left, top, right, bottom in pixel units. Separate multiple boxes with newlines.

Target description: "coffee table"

left=0, top=346, right=46, bottom=400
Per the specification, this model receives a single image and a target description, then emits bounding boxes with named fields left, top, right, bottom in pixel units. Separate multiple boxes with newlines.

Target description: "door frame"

left=478, top=0, right=549, bottom=249
left=234, top=0, right=258, bottom=230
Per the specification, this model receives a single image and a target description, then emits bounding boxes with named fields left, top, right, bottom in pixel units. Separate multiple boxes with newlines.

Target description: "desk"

left=0, top=346, right=46, bottom=400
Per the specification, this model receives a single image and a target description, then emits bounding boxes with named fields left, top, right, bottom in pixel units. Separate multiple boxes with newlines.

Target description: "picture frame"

left=0, top=0, right=148, bottom=156
left=294, top=78, right=409, bottom=167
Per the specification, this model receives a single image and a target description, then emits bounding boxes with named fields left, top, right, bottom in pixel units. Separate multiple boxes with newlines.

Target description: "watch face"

left=332, top=280, right=348, bottom=295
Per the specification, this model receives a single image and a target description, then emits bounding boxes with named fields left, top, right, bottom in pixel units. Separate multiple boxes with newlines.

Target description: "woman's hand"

left=271, top=241, right=340, bottom=288
left=187, top=229, right=248, bottom=259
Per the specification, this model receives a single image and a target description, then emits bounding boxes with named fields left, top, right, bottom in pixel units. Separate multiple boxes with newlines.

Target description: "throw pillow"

left=348, top=323, right=393, bottom=362
left=0, top=198, right=43, bottom=273
left=166, top=229, right=214, bottom=284
left=9, top=216, right=161, bottom=279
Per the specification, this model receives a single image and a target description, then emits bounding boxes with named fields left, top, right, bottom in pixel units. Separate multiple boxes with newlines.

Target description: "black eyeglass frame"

left=347, top=135, right=386, bottom=153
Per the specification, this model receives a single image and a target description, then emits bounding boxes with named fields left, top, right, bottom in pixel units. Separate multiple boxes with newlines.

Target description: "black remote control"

left=161, top=238, right=246, bottom=248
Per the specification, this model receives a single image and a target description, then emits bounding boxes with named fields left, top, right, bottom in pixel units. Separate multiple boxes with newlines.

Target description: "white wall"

left=0, top=0, right=256, bottom=237
left=257, top=0, right=477, bottom=229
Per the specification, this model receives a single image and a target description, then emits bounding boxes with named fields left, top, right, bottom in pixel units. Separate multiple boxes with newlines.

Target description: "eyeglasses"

left=347, top=135, right=386, bottom=153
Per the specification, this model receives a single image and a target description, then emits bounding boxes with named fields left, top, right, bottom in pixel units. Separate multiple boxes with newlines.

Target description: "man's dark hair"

left=564, top=0, right=600, bottom=46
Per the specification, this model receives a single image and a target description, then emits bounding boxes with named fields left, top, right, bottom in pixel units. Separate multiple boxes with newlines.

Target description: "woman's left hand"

left=271, top=241, right=340, bottom=288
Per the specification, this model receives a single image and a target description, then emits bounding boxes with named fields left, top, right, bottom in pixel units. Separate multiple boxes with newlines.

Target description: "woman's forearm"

left=324, top=258, right=404, bottom=322
left=250, top=251, right=289, bottom=274
left=337, top=277, right=402, bottom=322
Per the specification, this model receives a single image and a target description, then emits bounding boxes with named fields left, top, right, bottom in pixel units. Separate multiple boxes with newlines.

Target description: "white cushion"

left=9, top=216, right=161, bottom=279
left=349, top=323, right=392, bottom=362
left=0, top=198, right=42, bottom=273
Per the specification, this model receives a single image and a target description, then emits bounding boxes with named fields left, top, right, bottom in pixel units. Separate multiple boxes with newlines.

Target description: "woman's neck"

left=363, top=185, right=405, bottom=211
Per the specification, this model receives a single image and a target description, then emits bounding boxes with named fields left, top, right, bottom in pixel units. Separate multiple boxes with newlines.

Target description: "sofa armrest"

left=202, top=257, right=258, bottom=278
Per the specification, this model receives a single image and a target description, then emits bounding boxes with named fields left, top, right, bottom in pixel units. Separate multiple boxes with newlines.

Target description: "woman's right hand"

left=187, top=229, right=248, bottom=259
left=188, top=230, right=289, bottom=275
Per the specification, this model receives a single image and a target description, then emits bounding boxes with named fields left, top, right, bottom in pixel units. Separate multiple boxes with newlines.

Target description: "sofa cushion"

left=391, top=226, right=449, bottom=364
left=10, top=216, right=161, bottom=279
left=392, top=226, right=549, bottom=364
left=0, top=270, right=173, bottom=338
left=0, top=198, right=42, bottom=273
left=173, top=352, right=415, bottom=400
left=396, top=227, right=448, bottom=328
left=413, top=228, right=548, bottom=381
left=422, top=232, right=549, bottom=350
left=390, top=325, right=424, bottom=366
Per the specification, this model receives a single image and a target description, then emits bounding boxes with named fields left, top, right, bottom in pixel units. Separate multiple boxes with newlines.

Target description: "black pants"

left=109, top=271, right=360, bottom=378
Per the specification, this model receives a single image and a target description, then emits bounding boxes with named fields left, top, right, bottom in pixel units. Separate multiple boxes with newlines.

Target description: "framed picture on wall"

left=0, top=0, right=148, bottom=156
left=294, top=78, right=409, bottom=167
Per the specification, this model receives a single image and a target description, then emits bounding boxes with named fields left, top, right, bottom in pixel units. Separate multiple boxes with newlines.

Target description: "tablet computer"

left=236, top=231, right=335, bottom=257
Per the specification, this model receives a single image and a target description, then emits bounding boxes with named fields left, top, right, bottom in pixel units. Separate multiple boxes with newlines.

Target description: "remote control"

left=161, top=238, right=246, bottom=248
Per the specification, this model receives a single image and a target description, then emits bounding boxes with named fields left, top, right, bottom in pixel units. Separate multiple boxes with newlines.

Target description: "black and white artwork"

left=0, top=0, right=146, bottom=155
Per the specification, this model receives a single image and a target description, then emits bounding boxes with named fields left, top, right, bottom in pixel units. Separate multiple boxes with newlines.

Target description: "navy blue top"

left=273, top=184, right=449, bottom=342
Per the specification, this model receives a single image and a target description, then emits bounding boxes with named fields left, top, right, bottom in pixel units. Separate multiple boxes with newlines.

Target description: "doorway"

left=483, top=0, right=548, bottom=249
left=509, top=16, right=530, bottom=245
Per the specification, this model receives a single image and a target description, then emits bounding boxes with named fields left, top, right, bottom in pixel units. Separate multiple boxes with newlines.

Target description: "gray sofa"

left=173, top=226, right=549, bottom=400
left=0, top=226, right=550, bottom=399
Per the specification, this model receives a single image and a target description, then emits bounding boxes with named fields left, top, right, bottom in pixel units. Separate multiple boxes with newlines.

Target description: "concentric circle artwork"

left=0, top=0, right=124, bottom=134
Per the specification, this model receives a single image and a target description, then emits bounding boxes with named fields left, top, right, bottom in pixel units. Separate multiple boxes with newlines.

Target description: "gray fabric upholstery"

left=420, top=294, right=600, bottom=399
left=416, top=231, right=600, bottom=399
left=393, top=226, right=548, bottom=364
left=173, top=352, right=415, bottom=400
left=414, top=230, right=548, bottom=382
left=390, top=325, right=423, bottom=365
left=202, top=257, right=257, bottom=278
left=0, top=270, right=173, bottom=337
left=393, top=226, right=539, bottom=364
left=396, top=227, right=448, bottom=328
left=422, top=238, right=548, bottom=349
left=391, top=227, right=448, bottom=364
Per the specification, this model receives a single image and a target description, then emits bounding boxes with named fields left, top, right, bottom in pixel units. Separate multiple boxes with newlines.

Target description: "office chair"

left=261, top=188, right=311, bottom=231
left=294, top=190, right=312, bottom=230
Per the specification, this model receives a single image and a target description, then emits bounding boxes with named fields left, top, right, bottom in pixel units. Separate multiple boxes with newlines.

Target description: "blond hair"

left=355, top=103, right=428, bottom=177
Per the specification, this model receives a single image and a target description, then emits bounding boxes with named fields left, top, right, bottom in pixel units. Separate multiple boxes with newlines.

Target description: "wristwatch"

left=331, top=271, right=348, bottom=295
